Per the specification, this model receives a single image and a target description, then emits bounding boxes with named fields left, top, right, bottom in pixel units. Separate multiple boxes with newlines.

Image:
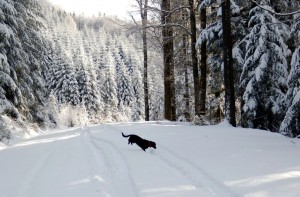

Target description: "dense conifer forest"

left=0, top=0, right=164, bottom=141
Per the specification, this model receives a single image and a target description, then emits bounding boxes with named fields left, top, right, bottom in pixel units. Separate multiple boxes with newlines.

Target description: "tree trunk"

left=181, top=10, right=190, bottom=121
left=183, top=32, right=191, bottom=121
left=188, top=0, right=200, bottom=117
left=221, top=0, right=236, bottom=126
left=161, top=0, right=175, bottom=121
left=199, top=2, right=207, bottom=116
left=139, top=0, right=150, bottom=121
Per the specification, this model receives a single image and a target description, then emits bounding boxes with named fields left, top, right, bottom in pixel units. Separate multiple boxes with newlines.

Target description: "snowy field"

left=1, top=121, right=300, bottom=197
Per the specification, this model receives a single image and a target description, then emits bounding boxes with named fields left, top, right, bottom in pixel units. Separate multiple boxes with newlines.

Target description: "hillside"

left=0, top=0, right=163, bottom=141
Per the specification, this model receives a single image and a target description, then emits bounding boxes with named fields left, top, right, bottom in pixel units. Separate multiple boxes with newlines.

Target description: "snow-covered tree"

left=240, top=3, right=290, bottom=131
left=45, top=91, right=60, bottom=127
left=127, top=46, right=144, bottom=121
left=1, top=0, right=49, bottom=125
left=0, top=0, right=24, bottom=120
left=116, top=60, right=133, bottom=106
left=75, top=50, right=102, bottom=120
left=0, top=115, right=11, bottom=143
left=46, top=47, right=80, bottom=106
left=148, top=55, right=164, bottom=120
left=280, top=15, right=300, bottom=137
left=101, top=52, right=119, bottom=122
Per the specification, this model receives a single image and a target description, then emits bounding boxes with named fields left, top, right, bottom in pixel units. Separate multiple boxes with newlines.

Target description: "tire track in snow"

left=13, top=128, right=82, bottom=197
left=87, top=129, right=139, bottom=197
left=100, top=124, right=236, bottom=196
left=103, top=124, right=232, bottom=196
left=79, top=128, right=115, bottom=196
left=155, top=145, right=239, bottom=197
left=98, top=124, right=237, bottom=196
left=14, top=149, right=53, bottom=197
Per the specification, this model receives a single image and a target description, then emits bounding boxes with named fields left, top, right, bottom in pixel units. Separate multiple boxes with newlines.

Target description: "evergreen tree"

left=0, top=0, right=25, bottom=120
left=75, top=45, right=102, bottom=120
left=0, top=0, right=19, bottom=117
left=46, top=47, right=80, bottom=106
left=280, top=15, right=300, bottom=137
left=15, top=0, right=49, bottom=124
left=116, top=58, right=134, bottom=107
left=1, top=0, right=48, bottom=124
left=148, top=55, right=164, bottom=120
left=45, top=91, right=60, bottom=127
left=127, top=46, right=144, bottom=121
left=240, top=3, right=289, bottom=131
left=101, top=52, right=119, bottom=122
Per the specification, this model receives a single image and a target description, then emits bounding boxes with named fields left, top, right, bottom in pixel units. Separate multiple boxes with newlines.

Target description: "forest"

left=0, top=0, right=300, bottom=142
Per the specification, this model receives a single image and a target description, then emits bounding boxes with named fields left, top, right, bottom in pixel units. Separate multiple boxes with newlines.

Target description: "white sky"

left=48, top=0, right=133, bottom=18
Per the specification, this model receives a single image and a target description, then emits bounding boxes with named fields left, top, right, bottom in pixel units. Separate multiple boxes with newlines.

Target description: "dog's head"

left=151, top=141, right=156, bottom=149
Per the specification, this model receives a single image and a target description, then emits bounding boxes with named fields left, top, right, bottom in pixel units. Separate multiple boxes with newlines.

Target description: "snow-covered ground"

left=1, top=121, right=300, bottom=197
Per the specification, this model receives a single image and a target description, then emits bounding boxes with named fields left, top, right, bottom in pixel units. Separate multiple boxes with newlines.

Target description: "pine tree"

left=0, top=0, right=24, bottom=119
left=46, top=47, right=80, bottom=106
left=101, top=52, right=119, bottom=122
left=0, top=1, right=18, bottom=111
left=46, top=91, right=60, bottom=127
left=127, top=46, right=144, bottom=121
left=116, top=58, right=134, bottom=108
left=240, top=3, right=289, bottom=131
left=148, top=55, right=164, bottom=120
left=16, top=0, right=50, bottom=124
left=280, top=15, right=300, bottom=137
left=0, top=0, right=36, bottom=121
left=75, top=46, right=102, bottom=120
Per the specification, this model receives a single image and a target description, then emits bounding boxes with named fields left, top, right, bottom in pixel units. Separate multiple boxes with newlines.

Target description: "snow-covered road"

left=1, top=122, right=300, bottom=197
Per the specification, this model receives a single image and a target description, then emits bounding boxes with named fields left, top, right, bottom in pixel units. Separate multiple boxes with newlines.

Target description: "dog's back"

left=122, top=132, right=156, bottom=151
left=122, top=132, right=141, bottom=144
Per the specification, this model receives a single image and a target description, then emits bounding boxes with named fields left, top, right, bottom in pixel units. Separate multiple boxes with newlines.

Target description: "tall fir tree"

left=46, top=47, right=80, bottom=106
left=240, top=2, right=289, bottom=131
left=280, top=14, right=300, bottom=137
left=101, top=52, right=119, bottom=122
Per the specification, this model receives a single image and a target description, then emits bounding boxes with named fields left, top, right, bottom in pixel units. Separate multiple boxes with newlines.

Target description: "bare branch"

left=251, top=0, right=300, bottom=16
left=128, top=12, right=143, bottom=36
left=143, top=23, right=192, bottom=36
left=146, top=5, right=190, bottom=16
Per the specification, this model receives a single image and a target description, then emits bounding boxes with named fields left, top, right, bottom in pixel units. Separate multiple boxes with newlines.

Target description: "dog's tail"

left=122, top=132, right=130, bottom=138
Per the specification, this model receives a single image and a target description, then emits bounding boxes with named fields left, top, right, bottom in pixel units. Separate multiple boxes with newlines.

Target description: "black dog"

left=122, top=132, right=156, bottom=151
